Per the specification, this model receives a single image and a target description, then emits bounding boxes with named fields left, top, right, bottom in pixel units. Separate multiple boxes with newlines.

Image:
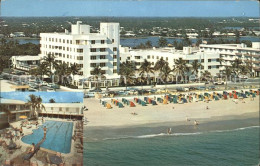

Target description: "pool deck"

left=1, top=118, right=83, bottom=165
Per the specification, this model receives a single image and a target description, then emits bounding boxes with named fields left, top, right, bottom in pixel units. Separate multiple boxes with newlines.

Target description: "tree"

left=54, top=62, right=71, bottom=86
left=43, top=53, right=57, bottom=79
left=49, top=99, right=56, bottom=103
left=145, top=40, right=152, bottom=48
left=139, top=59, right=154, bottom=85
left=231, top=58, right=243, bottom=75
left=91, top=66, right=103, bottom=89
left=158, top=37, right=168, bottom=47
left=173, top=58, right=189, bottom=82
left=160, top=62, right=172, bottom=83
left=200, top=70, right=212, bottom=82
left=27, top=94, right=45, bottom=119
left=221, top=66, right=232, bottom=89
left=70, top=63, right=81, bottom=85
left=0, top=105, right=12, bottom=124
left=119, top=61, right=136, bottom=90
left=154, top=57, right=166, bottom=71
left=191, top=60, right=202, bottom=77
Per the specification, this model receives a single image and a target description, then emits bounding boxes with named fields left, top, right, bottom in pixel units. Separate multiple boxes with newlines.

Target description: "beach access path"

left=84, top=95, right=259, bottom=127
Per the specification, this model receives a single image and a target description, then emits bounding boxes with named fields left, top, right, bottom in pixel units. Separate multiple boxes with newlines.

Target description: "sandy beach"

left=84, top=95, right=259, bottom=128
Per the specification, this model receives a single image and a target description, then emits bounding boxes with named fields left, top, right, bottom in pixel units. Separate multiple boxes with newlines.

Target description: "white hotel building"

left=39, top=21, right=120, bottom=88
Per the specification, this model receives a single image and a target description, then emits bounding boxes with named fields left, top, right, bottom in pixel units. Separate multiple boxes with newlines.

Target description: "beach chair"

left=214, top=96, right=219, bottom=100
left=141, top=101, right=147, bottom=106
left=251, top=93, right=256, bottom=98
left=118, top=102, right=124, bottom=108
left=233, top=94, right=238, bottom=99
left=223, top=94, right=228, bottom=100
left=181, top=98, right=187, bottom=103
left=173, top=98, right=178, bottom=104
left=106, top=103, right=112, bottom=109
left=152, top=100, right=157, bottom=105
left=130, top=101, right=135, bottom=107
left=163, top=99, right=168, bottom=104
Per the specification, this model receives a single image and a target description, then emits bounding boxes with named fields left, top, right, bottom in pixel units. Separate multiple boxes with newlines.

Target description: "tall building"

left=39, top=21, right=120, bottom=88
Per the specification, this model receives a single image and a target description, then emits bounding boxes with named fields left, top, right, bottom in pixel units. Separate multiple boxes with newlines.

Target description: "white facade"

left=39, top=21, right=120, bottom=87
left=199, top=42, right=260, bottom=77
left=11, top=55, right=40, bottom=71
left=120, top=46, right=220, bottom=76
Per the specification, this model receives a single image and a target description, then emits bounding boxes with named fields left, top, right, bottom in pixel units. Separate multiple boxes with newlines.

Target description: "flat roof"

left=200, top=44, right=260, bottom=52
left=43, top=103, right=83, bottom=107
left=0, top=98, right=26, bottom=104
left=13, top=56, right=41, bottom=61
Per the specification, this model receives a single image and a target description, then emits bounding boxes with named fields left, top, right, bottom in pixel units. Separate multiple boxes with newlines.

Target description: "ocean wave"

left=103, top=132, right=202, bottom=140
left=102, top=126, right=259, bottom=141
left=212, top=126, right=260, bottom=133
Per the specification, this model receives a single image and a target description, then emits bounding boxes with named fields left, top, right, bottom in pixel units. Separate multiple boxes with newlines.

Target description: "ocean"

left=83, top=117, right=259, bottom=166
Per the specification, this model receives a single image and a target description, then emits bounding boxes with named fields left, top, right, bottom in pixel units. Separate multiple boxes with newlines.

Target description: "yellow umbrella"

left=19, top=115, right=27, bottom=119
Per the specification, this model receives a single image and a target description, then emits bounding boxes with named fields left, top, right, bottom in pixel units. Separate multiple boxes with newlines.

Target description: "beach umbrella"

left=19, top=115, right=27, bottom=119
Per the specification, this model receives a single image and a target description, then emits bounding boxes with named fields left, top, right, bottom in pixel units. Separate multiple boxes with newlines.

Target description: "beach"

left=84, top=95, right=259, bottom=128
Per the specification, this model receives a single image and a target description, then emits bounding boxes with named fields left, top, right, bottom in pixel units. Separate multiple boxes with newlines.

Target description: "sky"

left=1, top=0, right=259, bottom=17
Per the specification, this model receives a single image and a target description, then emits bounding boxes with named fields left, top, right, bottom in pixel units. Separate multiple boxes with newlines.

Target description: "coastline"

left=84, top=95, right=259, bottom=128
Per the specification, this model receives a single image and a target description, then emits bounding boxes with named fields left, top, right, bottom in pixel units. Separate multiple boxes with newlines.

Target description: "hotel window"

left=157, top=56, right=159, bottom=59
left=101, top=40, right=105, bottom=44
left=70, top=40, right=72, bottom=44
left=59, top=107, right=62, bottom=111
left=55, top=38, right=57, bottom=42
left=91, top=40, right=95, bottom=44
left=49, top=38, right=51, bottom=41
left=152, top=56, right=154, bottom=59
left=113, top=55, right=117, bottom=59
left=63, top=54, right=65, bottom=58
left=135, top=56, right=140, bottom=59
left=63, top=39, right=65, bottom=43
left=208, top=66, right=211, bottom=69
left=59, top=39, right=61, bottom=42
left=67, top=40, right=69, bottom=44
left=113, top=62, right=117, bottom=66
left=147, top=55, right=150, bottom=59
left=63, top=47, right=65, bottom=50
left=76, top=40, right=80, bottom=45
left=100, top=63, right=106, bottom=67
left=201, top=59, right=204, bottom=63
left=91, top=56, right=96, bottom=60
left=100, top=55, right=106, bottom=59
left=67, top=47, right=69, bottom=51
left=100, top=48, right=106, bottom=52
left=113, top=47, right=117, bottom=51
left=52, top=38, right=54, bottom=42
left=112, top=39, right=115, bottom=43
left=77, top=49, right=83, bottom=53
left=90, top=63, right=96, bottom=67
left=79, top=72, right=83, bottom=75
left=51, top=107, right=53, bottom=111
left=113, top=69, right=117, bottom=73
left=90, top=48, right=96, bottom=52
left=67, top=55, right=69, bottom=58
left=166, top=57, right=168, bottom=61
left=208, top=59, right=211, bottom=62
left=77, top=56, right=83, bottom=60
left=152, top=62, right=154, bottom=65
left=79, top=64, right=83, bottom=68
left=216, top=65, right=219, bottom=69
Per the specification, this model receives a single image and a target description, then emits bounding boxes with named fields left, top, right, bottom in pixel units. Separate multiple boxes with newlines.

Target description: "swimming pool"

left=22, top=121, right=73, bottom=154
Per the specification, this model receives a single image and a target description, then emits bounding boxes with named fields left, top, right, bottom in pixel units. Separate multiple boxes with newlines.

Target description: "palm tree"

left=43, top=53, right=57, bottom=79
left=231, top=58, right=243, bottom=75
left=91, top=66, right=103, bottom=89
left=119, top=61, right=136, bottom=90
left=55, top=62, right=71, bottom=86
left=158, top=37, right=168, bottom=47
left=139, top=59, right=154, bottom=85
left=221, top=66, right=232, bottom=89
left=200, top=70, right=212, bottom=82
left=160, top=62, right=172, bottom=83
left=49, top=99, right=56, bottom=103
left=191, top=60, right=202, bottom=77
left=173, top=58, right=189, bottom=83
left=70, top=63, right=80, bottom=85
left=27, top=94, right=45, bottom=119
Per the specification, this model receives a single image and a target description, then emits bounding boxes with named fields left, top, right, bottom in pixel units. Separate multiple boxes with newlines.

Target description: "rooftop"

left=0, top=98, right=26, bottom=104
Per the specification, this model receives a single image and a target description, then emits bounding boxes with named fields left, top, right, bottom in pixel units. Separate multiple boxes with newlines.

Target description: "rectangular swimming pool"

left=22, top=121, right=73, bottom=154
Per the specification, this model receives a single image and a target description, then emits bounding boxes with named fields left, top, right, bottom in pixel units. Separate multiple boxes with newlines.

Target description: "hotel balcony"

left=89, top=59, right=109, bottom=63
left=90, top=51, right=108, bottom=56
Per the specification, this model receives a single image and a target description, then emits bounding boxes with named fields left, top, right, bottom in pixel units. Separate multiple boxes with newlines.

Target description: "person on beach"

left=20, top=127, right=23, bottom=136
left=206, top=106, right=209, bottom=110
left=194, top=120, right=199, bottom=125
left=43, top=126, right=47, bottom=138
left=36, top=121, right=38, bottom=128
left=186, top=117, right=190, bottom=122
left=27, top=143, right=35, bottom=154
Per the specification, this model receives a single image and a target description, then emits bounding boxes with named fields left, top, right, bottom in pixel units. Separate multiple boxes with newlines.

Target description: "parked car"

left=117, top=91, right=129, bottom=95
left=84, top=92, right=95, bottom=98
left=196, top=86, right=206, bottom=90
left=47, top=88, right=55, bottom=92
left=89, top=88, right=102, bottom=92
left=208, top=86, right=216, bottom=90
left=189, top=86, right=196, bottom=91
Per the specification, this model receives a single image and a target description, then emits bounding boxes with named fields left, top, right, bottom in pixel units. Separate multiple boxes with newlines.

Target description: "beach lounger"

left=130, top=101, right=135, bottom=107
left=223, top=94, right=228, bottom=100
left=173, top=98, right=178, bottom=104
left=163, top=99, right=168, bottom=104
left=118, top=102, right=124, bottom=108
left=152, top=100, right=157, bottom=105
left=141, top=101, right=147, bottom=106
left=233, top=94, right=238, bottom=99
left=106, top=103, right=112, bottom=109
left=214, top=96, right=219, bottom=100
left=181, top=98, right=187, bottom=103
left=251, top=93, right=256, bottom=97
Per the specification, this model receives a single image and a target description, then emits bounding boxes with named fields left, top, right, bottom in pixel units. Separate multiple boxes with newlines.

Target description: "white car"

left=47, top=88, right=55, bottom=92
left=213, top=81, right=225, bottom=85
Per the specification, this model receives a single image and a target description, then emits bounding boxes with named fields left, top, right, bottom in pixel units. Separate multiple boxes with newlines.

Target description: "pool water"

left=22, top=121, right=73, bottom=154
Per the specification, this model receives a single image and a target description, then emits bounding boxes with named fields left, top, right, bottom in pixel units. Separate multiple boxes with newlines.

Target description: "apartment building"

left=200, top=42, right=260, bottom=77
left=120, top=46, right=220, bottom=78
left=39, top=21, right=120, bottom=88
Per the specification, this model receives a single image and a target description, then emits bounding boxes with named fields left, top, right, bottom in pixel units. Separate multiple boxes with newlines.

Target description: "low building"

left=39, top=103, right=84, bottom=120
left=11, top=55, right=41, bottom=71
left=0, top=98, right=31, bottom=129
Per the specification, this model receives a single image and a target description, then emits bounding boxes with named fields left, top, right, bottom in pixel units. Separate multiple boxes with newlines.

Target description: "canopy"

left=19, top=115, right=28, bottom=119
